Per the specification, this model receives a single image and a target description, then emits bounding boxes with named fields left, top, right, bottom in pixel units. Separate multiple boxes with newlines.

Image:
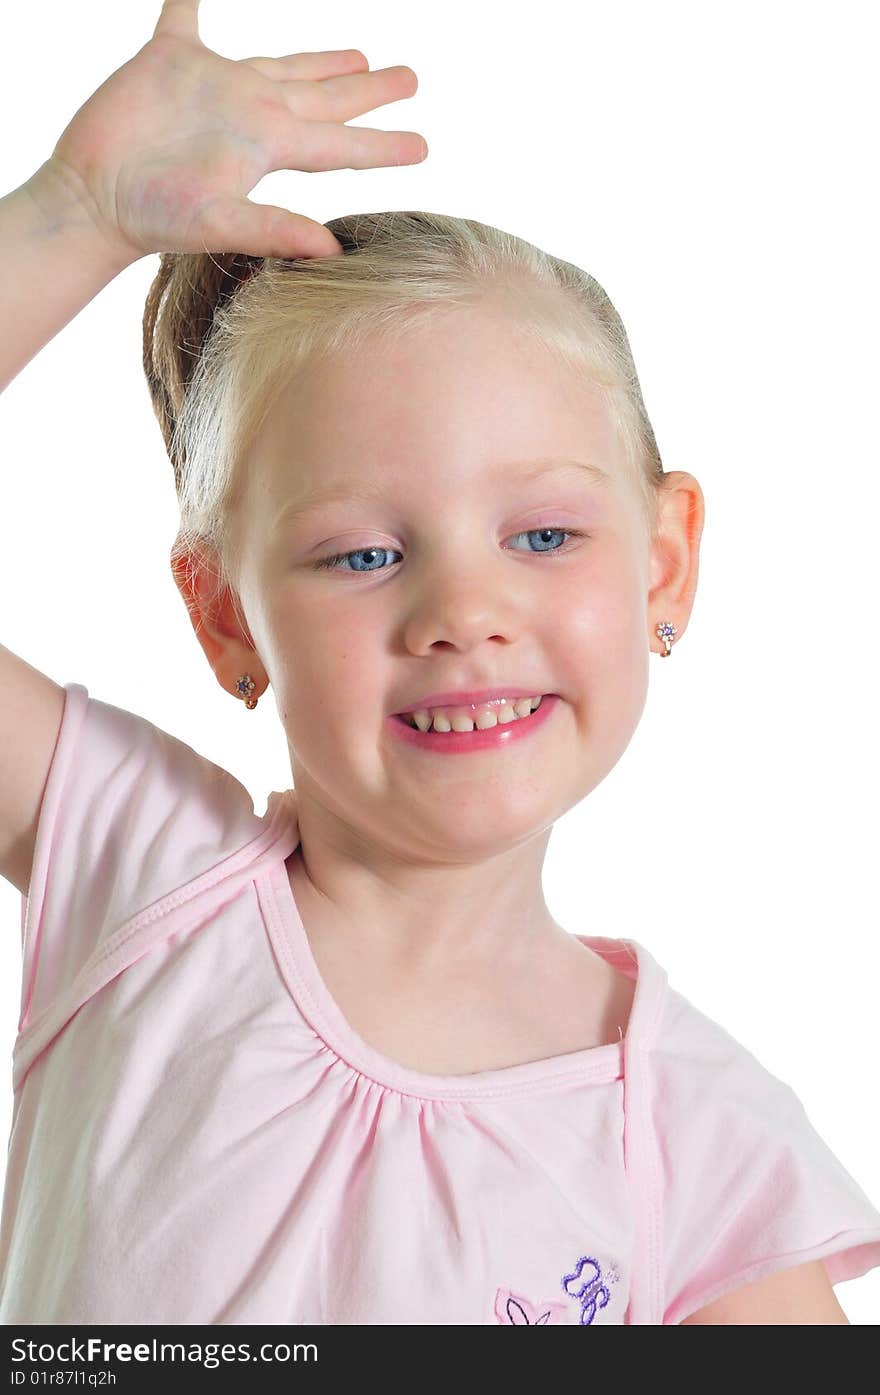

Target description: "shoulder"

left=643, top=977, right=880, bottom=1325
left=649, top=979, right=804, bottom=1132
left=19, top=683, right=274, bottom=1033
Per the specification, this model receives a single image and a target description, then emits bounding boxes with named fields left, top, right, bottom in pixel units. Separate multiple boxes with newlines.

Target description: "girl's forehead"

left=256, top=352, right=622, bottom=485
left=238, top=306, right=635, bottom=536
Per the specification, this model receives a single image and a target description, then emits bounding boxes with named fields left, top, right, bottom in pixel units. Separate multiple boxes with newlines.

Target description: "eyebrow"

left=272, top=457, right=610, bottom=530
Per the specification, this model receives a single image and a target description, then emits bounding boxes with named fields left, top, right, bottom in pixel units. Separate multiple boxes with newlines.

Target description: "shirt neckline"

left=262, top=790, right=657, bottom=1102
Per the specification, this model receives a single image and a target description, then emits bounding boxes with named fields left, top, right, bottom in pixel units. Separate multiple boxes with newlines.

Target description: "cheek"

left=552, top=548, right=643, bottom=650
left=551, top=552, right=648, bottom=719
left=279, top=607, right=389, bottom=734
left=318, top=612, right=385, bottom=691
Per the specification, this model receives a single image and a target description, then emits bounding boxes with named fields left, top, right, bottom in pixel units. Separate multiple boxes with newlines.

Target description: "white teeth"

left=407, top=695, right=544, bottom=733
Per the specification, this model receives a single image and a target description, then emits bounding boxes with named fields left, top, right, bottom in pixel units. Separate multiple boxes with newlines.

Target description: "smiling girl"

left=1, top=0, right=878, bottom=1326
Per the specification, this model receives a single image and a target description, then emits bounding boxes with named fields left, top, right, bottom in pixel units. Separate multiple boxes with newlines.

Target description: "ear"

left=646, top=471, right=705, bottom=652
left=170, top=542, right=267, bottom=701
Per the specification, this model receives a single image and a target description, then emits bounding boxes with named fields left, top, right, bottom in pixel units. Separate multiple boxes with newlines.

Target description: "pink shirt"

left=1, top=682, right=878, bottom=1325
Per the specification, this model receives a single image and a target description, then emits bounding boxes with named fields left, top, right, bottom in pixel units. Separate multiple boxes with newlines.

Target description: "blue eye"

left=313, top=544, right=402, bottom=574
left=312, top=527, right=587, bottom=574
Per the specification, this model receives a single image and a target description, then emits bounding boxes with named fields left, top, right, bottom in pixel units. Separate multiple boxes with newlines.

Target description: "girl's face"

left=232, top=305, right=686, bottom=864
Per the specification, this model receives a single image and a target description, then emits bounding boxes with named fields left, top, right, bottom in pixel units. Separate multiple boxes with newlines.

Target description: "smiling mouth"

left=396, top=695, right=549, bottom=733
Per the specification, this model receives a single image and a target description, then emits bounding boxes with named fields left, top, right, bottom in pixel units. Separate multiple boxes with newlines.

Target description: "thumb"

left=194, top=195, right=343, bottom=260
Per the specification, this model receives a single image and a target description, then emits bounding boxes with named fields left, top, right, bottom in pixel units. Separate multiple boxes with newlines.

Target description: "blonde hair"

left=142, top=210, right=666, bottom=608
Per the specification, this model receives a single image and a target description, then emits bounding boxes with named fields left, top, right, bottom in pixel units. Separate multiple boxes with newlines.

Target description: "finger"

left=153, top=0, right=202, bottom=43
left=277, top=66, right=420, bottom=125
left=242, top=49, right=371, bottom=82
left=195, top=195, right=343, bottom=260
left=271, top=121, right=428, bottom=173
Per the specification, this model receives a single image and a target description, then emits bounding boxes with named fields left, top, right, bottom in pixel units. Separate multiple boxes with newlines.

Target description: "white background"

left=1, top=0, right=877, bottom=1323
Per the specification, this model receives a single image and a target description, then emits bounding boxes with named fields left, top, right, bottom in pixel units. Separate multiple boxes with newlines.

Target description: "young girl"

left=1, top=1, right=878, bottom=1326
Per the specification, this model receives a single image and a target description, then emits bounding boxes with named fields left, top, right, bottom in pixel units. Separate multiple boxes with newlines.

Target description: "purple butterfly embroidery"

left=561, top=1254, right=612, bottom=1325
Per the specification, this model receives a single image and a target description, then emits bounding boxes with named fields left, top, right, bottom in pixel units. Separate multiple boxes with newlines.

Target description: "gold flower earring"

left=655, top=621, right=677, bottom=657
left=235, top=674, right=259, bottom=710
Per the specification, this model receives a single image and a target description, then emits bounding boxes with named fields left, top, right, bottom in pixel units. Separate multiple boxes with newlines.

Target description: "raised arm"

left=0, top=0, right=426, bottom=900
left=0, top=161, right=141, bottom=395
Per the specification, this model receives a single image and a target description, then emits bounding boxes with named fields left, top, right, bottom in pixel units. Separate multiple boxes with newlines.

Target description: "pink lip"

left=393, top=687, right=554, bottom=716
left=386, top=693, right=560, bottom=754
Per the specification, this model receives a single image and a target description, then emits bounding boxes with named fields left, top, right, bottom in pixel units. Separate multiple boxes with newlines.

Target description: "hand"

left=43, top=0, right=427, bottom=263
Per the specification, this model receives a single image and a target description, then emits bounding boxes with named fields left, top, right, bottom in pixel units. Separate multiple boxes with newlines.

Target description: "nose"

left=399, top=562, right=521, bottom=654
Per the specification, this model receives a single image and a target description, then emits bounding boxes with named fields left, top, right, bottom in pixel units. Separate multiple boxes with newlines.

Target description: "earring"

left=235, top=674, right=259, bottom=709
left=655, top=621, right=677, bottom=657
